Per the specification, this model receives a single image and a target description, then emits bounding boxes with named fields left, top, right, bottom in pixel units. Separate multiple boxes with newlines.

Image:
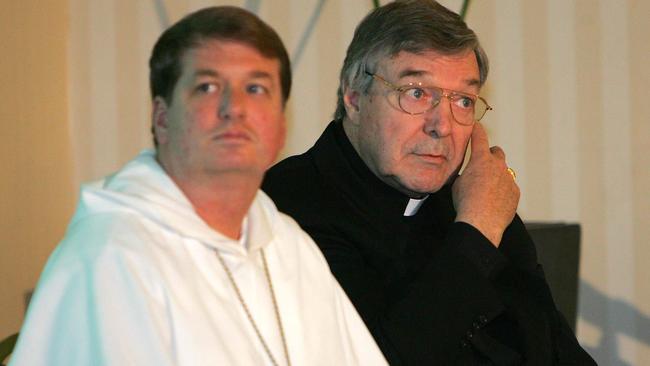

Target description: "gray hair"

left=334, top=0, right=489, bottom=120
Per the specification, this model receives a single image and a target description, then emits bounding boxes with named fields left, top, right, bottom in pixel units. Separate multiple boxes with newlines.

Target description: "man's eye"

left=196, top=83, right=219, bottom=94
left=404, top=88, right=428, bottom=100
left=246, top=84, right=268, bottom=95
left=455, top=96, right=475, bottom=109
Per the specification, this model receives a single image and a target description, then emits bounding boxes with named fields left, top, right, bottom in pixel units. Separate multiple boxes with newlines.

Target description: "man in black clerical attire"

left=263, top=0, right=596, bottom=364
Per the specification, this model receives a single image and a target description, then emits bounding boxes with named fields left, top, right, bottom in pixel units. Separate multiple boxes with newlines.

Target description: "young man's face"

left=345, top=49, right=480, bottom=197
left=154, top=39, right=286, bottom=182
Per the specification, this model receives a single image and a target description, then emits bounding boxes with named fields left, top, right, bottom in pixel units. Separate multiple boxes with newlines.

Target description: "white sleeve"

left=333, top=279, right=389, bottom=366
left=290, top=223, right=388, bottom=365
left=10, top=215, right=175, bottom=366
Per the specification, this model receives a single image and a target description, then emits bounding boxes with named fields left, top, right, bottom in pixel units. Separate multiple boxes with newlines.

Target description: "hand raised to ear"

left=452, top=123, right=520, bottom=247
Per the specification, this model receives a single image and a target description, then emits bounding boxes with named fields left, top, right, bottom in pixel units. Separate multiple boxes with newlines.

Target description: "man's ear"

left=152, top=96, right=170, bottom=145
left=343, top=87, right=361, bottom=125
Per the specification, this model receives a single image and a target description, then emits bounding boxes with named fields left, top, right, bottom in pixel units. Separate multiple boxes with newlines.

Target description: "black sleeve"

left=452, top=221, right=508, bottom=279
left=498, top=214, right=539, bottom=272
left=301, top=221, right=513, bottom=364
left=296, top=214, right=594, bottom=364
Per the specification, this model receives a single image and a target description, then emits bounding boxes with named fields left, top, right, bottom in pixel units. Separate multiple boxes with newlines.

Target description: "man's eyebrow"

left=192, top=69, right=273, bottom=80
left=397, top=68, right=480, bottom=88
left=192, top=69, right=220, bottom=79
left=465, top=78, right=481, bottom=87
left=397, top=69, right=428, bottom=79
left=248, top=70, right=274, bottom=80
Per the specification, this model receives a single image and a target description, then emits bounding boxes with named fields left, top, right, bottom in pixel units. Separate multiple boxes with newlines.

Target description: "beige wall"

left=2, top=0, right=648, bottom=364
left=0, top=0, right=74, bottom=338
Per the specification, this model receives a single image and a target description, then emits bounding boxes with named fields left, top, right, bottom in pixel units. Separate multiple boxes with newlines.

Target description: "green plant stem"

left=372, top=0, right=470, bottom=19
left=459, top=0, right=471, bottom=20
left=0, top=333, right=19, bottom=365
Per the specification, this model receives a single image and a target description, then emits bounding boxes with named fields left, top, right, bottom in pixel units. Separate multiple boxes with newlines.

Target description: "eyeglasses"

left=366, top=72, right=492, bottom=126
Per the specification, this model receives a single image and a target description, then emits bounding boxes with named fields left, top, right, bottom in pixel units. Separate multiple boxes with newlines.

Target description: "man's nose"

left=218, top=86, right=245, bottom=121
left=423, top=96, right=453, bottom=138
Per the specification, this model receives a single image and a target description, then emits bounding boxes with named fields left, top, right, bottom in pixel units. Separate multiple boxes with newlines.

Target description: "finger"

left=470, top=122, right=490, bottom=156
left=489, top=146, right=506, bottom=160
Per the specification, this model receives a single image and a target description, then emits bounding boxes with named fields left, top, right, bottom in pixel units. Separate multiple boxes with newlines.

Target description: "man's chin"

left=396, top=178, right=447, bottom=197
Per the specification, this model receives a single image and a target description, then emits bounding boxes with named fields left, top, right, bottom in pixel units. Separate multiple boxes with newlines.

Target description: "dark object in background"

left=526, top=222, right=581, bottom=332
left=0, top=333, right=18, bottom=366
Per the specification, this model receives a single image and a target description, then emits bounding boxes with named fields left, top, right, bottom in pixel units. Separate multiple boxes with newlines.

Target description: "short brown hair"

left=149, top=6, right=291, bottom=105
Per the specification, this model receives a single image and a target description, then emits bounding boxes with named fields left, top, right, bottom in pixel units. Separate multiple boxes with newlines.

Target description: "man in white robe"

left=10, top=7, right=386, bottom=366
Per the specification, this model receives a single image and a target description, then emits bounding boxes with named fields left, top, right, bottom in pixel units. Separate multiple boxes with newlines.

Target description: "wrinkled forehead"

left=376, top=49, right=481, bottom=93
left=390, top=48, right=477, bottom=70
left=385, top=46, right=476, bottom=66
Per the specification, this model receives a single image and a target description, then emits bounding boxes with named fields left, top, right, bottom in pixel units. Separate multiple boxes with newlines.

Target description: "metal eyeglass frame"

left=365, top=71, right=492, bottom=125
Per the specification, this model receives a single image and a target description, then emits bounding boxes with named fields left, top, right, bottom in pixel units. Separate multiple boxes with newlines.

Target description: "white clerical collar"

left=238, top=216, right=250, bottom=248
left=403, top=196, right=429, bottom=216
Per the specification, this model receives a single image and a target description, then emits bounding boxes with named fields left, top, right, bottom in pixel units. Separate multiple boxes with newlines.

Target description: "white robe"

left=11, top=150, right=386, bottom=366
